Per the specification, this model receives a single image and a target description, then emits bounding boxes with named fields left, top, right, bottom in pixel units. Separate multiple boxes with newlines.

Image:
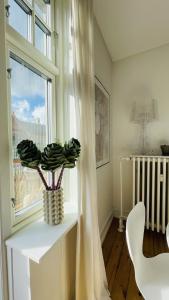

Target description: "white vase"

left=43, top=188, right=64, bottom=225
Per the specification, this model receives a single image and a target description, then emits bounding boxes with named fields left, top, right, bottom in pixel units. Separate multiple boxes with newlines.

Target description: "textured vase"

left=43, top=188, right=64, bottom=225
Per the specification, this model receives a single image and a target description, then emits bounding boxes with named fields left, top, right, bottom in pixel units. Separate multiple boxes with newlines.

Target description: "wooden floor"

left=103, top=218, right=169, bottom=300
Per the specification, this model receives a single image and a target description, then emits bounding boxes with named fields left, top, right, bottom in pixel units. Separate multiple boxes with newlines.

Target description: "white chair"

left=126, top=202, right=169, bottom=300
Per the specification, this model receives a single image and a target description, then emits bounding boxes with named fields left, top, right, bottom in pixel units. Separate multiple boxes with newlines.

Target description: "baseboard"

left=100, top=212, right=113, bottom=244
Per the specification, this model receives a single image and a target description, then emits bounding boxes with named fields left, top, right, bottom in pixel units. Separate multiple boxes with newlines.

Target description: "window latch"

left=53, top=31, right=58, bottom=40
left=7, top=68, right=12, bottom=79
left=11, top=198, right=16, bottom=208
left=5, top=5, right=10, bottom=18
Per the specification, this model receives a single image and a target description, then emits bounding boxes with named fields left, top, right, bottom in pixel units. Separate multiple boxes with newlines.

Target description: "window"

left=5, top=0, right=58, bottom=226
left=35, top=18, right=51, bottom=56
left=8, top=0, right=31, bottom=40
left=35, top=0, right=50, bottom=25
left=8, top=0, right=52, bottom=59
left=0, top=0, right=65, bottom=298
left=10, top=54, right=51, bottom=215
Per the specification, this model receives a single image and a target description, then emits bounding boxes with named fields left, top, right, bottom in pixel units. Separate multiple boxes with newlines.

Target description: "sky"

left=9, top=0, right=49, bottom=127
left=11, top=57, right=47, bottom=125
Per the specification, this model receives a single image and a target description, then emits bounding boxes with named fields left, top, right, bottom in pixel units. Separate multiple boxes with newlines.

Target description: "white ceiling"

left=94, top=0, right=169, bottom=61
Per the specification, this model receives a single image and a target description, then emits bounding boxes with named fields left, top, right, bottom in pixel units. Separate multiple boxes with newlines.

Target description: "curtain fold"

left=71, top=0, right=111, bottom=299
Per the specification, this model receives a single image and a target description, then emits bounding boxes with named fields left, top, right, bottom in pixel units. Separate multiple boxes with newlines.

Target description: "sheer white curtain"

left=61, top=0, right=78, bottom=209
left=62, top=0, right=111, bottom=298
left=71, top=0, right=111, bottom=299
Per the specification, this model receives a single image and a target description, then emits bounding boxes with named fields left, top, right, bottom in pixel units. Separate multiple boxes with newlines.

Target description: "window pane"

left=35, top=23, right=47, bottom=55
left=35, top=0, right=50, bottom=25
left=10, top=56, right=49, bottom=213
left=9, top=0, right=28, bottom=39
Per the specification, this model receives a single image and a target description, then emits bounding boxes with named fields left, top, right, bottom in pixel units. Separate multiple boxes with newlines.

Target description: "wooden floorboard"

left=102, top=219, right=119, bottom=266
left=103, top=218, right=169, bottom=300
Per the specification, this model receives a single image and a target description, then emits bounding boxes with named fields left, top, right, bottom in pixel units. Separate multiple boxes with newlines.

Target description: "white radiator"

left=119, top=156, right=169, bottom=233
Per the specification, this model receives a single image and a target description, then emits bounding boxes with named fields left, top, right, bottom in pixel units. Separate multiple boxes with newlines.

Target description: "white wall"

left=94, top=19, right=114, bottom=235
left=111, top=43, right=169, bottom=215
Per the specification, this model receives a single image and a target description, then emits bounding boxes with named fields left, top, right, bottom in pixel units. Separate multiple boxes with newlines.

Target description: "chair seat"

left=136, top=254, right=169, bottom=300
left=126, top=203, right=169, bottom=300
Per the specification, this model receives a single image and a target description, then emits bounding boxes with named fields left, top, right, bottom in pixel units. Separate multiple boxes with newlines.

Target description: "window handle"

left=7, top=68, right=12, bottom=79
left=5, top=5, right=10, bottom=18
left=11, top=198, right=16, bottom=208
left=53, top=31, right=58, bottom=40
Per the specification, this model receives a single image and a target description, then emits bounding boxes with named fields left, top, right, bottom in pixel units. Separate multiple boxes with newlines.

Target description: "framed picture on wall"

left=95, top=77, right=110, bottom=168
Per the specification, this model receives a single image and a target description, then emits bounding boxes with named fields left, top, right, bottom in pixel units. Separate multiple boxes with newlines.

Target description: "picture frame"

left=95, top=77, right=110, bottom=168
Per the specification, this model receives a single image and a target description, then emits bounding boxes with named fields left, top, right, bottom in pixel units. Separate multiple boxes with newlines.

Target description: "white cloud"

left=13, top=99, right=30, bottom=122
left=32, top=106, right=46, bottom=125
left=18, top=99, right=30, bottom=112
left=13, top=99, right=46, bottom=125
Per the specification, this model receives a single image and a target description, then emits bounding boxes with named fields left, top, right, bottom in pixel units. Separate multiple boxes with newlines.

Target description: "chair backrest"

left=126, top=202, right=145, bottom=266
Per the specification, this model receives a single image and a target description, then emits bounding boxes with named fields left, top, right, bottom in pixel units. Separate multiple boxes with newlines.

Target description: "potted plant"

left=17, top=138, right=81, bottom=225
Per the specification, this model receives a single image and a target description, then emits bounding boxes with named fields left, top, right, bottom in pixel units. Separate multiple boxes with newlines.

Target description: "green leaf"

left=17, top=140, right=41, bottom=169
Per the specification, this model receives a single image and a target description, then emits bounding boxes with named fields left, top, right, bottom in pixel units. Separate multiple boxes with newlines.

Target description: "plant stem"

left=36, top=167, right=49, bottom=190
left=52, top=171, right=55, bottom=190
left=56, top=165, right=64, bottom=189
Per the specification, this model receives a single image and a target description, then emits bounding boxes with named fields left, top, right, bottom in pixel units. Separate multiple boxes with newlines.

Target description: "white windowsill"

left=6, top=203, right=78, bottom=264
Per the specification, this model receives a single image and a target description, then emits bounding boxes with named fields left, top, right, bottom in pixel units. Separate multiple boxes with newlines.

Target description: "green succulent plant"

left=17, top=138, right=81, bottom=191
left=41, top=143, right=65, bottom=171
left=63, top=138, right=81, bottom=168
left=17, top=140, right=41, bottom=169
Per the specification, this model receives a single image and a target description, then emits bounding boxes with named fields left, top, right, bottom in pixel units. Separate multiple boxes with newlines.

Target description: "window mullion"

left=6, top=53, right=16, bottom=228
left=28, top=11, right=32, bottom=42
left=50, top=0, right=55, bottom=64
left=32, top=0, right=35, bottom=46
left=46, top=34, right=51, bottom=59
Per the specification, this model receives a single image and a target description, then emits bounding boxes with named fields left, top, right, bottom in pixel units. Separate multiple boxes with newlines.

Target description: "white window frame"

left=7, top=45, right=56, bottom=230
left=0, top=1, right=66, bottom=299
left=5, top=0, right=60, bottom=231
left=6, top=0, right=55, bottom=61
